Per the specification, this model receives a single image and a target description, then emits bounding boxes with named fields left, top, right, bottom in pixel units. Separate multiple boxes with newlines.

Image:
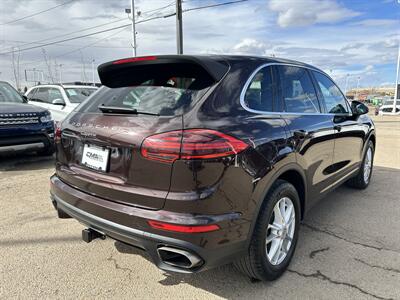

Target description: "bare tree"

left=42, top=48, right=54, bottom=83
left=80, top=50, right=87, bottom=83
left=11, top=47, right=21, bottom=90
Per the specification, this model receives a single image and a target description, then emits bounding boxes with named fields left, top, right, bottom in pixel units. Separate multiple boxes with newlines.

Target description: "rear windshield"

left=65, top=88, right=97, bottom=103
left=78, top=76, right=212, bottom=116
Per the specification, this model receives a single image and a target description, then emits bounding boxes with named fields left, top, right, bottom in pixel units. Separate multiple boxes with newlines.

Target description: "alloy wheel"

left=266, top=197, right=295, bottom=265
left=364, top=147, right=372, bottom=183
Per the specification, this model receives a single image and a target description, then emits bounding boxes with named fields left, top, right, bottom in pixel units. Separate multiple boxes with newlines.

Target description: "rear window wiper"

left=98, top=105, right=160, bottom=116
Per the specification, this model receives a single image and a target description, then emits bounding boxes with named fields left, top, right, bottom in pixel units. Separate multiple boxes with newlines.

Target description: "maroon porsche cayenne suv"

left=50, top=55, right=375, bottom=280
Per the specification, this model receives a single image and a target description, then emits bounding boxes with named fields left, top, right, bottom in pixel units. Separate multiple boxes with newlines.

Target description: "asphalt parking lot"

left=1, top=115, right=399, bottom=300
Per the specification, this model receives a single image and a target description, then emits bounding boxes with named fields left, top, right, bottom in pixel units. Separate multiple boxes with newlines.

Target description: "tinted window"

left=32, top=87, right=50, bottom=103
left=0, top=82, right=24, bottom=103
left=278, top=66, right=320, bottom=113
left=313, top=72, right=349, bottom=114
left=26, top=88, right=39, bottom=101
left=383, top=99, right=398, bottom=106
left=48, top=88, right=63, bottom=102
left=65, top=88, right=97, bottom=103
left=26, top=88, right=37, bottom=100
left=243, top=66, right=278, bottom=112
left=26, top=89, right=37, bottom=100
left=78, top=77, right=210, bottom=116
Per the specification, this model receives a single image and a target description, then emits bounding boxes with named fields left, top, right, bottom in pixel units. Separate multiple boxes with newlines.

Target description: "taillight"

left=141, top=129, right=248, bottom=163
left=54, top=124, right=61, bottom=142
left=148, top=220, right=220, bottom=233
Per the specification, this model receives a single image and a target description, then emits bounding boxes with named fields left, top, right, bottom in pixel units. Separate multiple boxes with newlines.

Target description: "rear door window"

left=78, top=76, right=212, bottom=116
left=32, top=88, right=50, bottom=103
left=277, top=66, right=320, bottom=113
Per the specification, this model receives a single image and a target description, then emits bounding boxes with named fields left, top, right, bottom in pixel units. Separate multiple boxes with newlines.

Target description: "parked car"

left=25, top=84, right=98, bottom=122
left=0, top=81, right=54, bottom=155
left=378, top=98, right=400, bottom=115
left=50, top=55, right=375, bottom=281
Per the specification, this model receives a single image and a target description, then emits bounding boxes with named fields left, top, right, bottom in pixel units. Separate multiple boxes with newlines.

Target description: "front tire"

left=234, top=179, right=300, bottom=281
left=346, top=140, right=374, bottom=189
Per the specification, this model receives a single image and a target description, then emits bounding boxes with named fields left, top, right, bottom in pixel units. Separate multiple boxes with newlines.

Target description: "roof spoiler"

left=97, top=55, right=229, bottom=88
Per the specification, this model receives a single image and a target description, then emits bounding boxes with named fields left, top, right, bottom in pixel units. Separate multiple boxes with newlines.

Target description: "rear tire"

left=346, top=141, right=374, bottom=189
left=234, top=179, right=300, bottom=281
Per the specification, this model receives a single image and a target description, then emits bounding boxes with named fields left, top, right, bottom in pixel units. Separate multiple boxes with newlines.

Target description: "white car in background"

left=25, top=84, right=98, bottom=122
left=378, top=98, right=400, bottom=115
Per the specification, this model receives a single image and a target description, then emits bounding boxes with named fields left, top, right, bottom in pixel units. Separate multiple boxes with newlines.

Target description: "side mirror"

left=351, top=100, right=368, bottom=116
left=21, top=95, right=28, bottom=103
left=52, top=98, right=65, bottom=106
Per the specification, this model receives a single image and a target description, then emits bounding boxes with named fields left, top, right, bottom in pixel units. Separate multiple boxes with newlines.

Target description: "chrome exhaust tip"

left=157, top=246, right=203, bottom=269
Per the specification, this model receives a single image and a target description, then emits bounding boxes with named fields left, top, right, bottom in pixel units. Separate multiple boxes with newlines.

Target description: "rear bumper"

left=50, top=175, right=249, bottom=273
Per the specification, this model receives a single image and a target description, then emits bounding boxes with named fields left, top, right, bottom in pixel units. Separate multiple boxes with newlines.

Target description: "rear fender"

left=245, top=163, right=307, bottom=249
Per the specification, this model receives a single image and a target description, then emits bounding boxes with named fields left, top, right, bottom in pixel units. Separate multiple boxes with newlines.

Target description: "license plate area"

left=81, top=144, right=110, bottom=172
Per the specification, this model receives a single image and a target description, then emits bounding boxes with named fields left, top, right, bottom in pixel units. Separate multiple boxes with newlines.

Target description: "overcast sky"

left=0, top=0, right=399, bottom=90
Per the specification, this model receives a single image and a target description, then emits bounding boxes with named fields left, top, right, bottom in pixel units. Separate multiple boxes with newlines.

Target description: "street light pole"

left=393, top=42, right=400, bottom=113
left=91, top=59, right=95, bottom=86
left=59, top=64, right=63, bottom=84
left=176, top=0, right=183, bottom=54
left=131, top=0, right=137, bottom=57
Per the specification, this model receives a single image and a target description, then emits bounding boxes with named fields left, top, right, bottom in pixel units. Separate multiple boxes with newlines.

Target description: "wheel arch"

left=245, top=163, right=307, bottom=248
left=362, top=130, right=376, bottom=158
left=277, top=169, right=306, bottom=220
left=369, top=131, right=376, bottom=149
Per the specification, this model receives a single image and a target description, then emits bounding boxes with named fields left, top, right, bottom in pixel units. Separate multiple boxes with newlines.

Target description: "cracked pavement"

left=0, top=115, right=399, bottom=299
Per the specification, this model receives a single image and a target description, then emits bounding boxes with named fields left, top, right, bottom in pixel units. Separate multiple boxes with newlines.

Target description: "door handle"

left=334, top=125, right=342, bottom=132
left=293, top=130, right=308, bottom=139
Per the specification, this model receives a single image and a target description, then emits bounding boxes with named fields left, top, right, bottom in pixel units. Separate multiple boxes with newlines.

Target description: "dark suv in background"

left=0, top=81, right=54, bottom=156
left=50, top=55, right=375, bottom=281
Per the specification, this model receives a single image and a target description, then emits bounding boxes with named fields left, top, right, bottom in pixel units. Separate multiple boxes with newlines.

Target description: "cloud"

left=339, top=36, right=399, bottom=65
left=363, top=64, right=377, bottom=76
left=269, top=0, right=361, bottom=27
left=271, top=46, right=351, bottom=68
left=350, top=19, right=398, bottom=27
left=365, top=65, right=374, bottom=72
left=377, top=38, right=399, bottom=49
left=341, top=42, right=365, bottom=52
left=71, top=14, right=119, bottom=21
left=380, top=82, right=395, bottom=87
left=226, top=33, right=396, bottom=89
left=232, top=39, right=271, bottom=55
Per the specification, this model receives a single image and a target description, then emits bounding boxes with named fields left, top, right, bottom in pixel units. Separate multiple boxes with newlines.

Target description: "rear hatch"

left=56, top=55, right=229, bottom=210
